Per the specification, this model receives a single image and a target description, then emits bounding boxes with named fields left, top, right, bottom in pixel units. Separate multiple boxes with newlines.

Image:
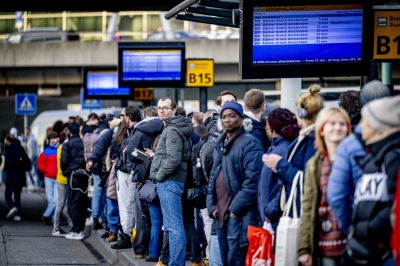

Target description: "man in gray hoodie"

left=150, top=97, right=193, bottom=266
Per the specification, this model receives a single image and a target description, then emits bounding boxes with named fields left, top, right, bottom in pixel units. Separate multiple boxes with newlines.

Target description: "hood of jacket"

left=361, top=130, right=400, bottom=165
left=206, top=118, right=220, bottom=136
left=134, top=117, right=164, bottom=137
left=165, top=115, right=193, bottom=138
left=243, top=115, right=264, bottom=133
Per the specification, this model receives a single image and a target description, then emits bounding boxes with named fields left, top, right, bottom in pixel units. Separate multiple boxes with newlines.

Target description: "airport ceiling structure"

left=0, top=0, right=183, bottom=11
left=0, top=0, right=241, bottom=27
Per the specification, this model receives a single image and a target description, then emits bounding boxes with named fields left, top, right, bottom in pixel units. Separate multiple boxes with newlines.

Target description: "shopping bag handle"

left=282, top=170, right=303, bottom=218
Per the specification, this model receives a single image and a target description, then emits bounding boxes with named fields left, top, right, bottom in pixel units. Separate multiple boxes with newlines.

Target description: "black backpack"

left=190, top=138, right=208, bottom=187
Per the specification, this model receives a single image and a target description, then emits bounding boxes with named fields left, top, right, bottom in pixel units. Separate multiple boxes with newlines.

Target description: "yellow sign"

left=186, top=59, right=214, bottom=87
left=373, top=10, right=400, bottom=60
left=134, top=88, right=154, bottom=101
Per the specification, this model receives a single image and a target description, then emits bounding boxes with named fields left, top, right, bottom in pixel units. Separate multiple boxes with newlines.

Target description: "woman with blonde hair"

left=298, top=107, right=351, bottom=266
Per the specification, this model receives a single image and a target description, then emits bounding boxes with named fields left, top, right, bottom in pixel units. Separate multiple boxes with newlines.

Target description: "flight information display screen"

left=252, top=5, right=363, bottom=65
left=121, top=49, right=182, bottom=81
left=85, top=70, right=130, bottom=98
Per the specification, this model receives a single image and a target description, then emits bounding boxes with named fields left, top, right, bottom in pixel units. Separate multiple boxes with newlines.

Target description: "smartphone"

left=132, top=148, right=150, bottom=161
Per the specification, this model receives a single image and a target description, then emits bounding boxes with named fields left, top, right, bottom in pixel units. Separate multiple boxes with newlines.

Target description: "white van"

left=31, top=108, right=122, bottom=151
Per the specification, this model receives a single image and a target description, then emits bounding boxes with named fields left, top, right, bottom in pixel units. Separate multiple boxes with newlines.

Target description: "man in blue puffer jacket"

left=207, top=102, right=264, bottom=266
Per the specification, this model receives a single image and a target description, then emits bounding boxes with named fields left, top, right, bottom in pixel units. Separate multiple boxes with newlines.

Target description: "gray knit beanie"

left=361, top=95, right=400, bottom=133
left=360, top=80, right=391, bottom=107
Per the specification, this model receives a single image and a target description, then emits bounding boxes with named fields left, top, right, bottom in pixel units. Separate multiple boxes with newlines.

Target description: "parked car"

left=147, top=31, right=201, bottom=40
left=5, top=28, right=80, bottom=44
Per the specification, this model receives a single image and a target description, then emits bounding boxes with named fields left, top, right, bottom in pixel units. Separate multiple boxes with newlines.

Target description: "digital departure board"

left=118, top=42, right=185, bottom=87
left=84, top=68, right=131, bottom=99
left=253, top=6, right=363, bottom=64
left=122, top=50, right=182, bottom=81
left=241, top=1, right=371, bottom=79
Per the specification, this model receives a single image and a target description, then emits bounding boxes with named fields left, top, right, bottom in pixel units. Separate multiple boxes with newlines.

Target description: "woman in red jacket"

left=38, top=131, right=59, bottom=225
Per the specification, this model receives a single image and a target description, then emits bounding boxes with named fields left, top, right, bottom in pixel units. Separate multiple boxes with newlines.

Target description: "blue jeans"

left=28, top=156, right=41, bottom=187
left=157, top=180, right=185, bottom=266
left=149, top=201, right=163, bottom=259
left=53, top=183, right=72, bottom=232
left=43, top=177, right=57, bottom=218
left=217, top=217, right=247, bottom=266
left=106, top=197, right=119, bottom=233
left=92, top=174, right=106, bottom=220
left=210, top=235, right=223, bottom=266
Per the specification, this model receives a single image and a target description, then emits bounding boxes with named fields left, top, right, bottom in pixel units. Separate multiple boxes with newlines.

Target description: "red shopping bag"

left=391, top=167, right=400, bottom=265
left=246, top=225, right=274, bottom=266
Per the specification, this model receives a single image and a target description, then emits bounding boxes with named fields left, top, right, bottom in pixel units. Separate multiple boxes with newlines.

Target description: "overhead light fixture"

left=38, top=87, right=62, bottom=96
left=165, top=0, right=240, bottom=28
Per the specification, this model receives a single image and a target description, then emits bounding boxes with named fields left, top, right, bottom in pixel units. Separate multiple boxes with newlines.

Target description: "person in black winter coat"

left=4, top=135, right=30, bottom=221
left=345, top=96, right=400, bottom=265
left=207, top=102, right=264, bottom=266
left=60, top=123, right=87, bottom=240
left=125, top=115, right=164, bottom=258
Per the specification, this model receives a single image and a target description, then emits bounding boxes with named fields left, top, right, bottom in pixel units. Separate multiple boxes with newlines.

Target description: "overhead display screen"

left=84, top=69, right=131, bottom=99
left=119, top=42, right=185, bottom=87
left=240, top=1, right=371, bottom=79
left=122, top=50, right=182, bottom=81
left=252, top=5, right=363, bottom=64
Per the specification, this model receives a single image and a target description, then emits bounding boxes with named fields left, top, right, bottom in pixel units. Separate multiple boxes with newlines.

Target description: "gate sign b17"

left=374, top=10, right=400, bottom=60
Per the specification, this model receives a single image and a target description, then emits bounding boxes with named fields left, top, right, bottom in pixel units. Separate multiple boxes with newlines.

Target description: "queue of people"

left=1, top=80, right=400, bottom=266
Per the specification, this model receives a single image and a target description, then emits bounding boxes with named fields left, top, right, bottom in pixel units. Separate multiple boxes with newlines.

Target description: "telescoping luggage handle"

left=282, top=170, right=304, bottom=219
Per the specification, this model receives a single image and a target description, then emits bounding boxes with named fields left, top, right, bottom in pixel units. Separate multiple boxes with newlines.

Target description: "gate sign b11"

left=374, top=9, right=400, bottom=60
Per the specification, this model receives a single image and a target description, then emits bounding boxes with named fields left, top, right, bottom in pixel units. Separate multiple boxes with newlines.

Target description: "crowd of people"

left=1, top=80, right=400, bottom=266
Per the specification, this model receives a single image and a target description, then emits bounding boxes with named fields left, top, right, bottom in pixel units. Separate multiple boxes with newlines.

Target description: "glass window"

left=0, top=19, right=16, bottom=34
left=148, top=15, right=161, bottom=33
left=68, top=16, right=102, bottom=32
left=29, top=18, right=62, bottom=29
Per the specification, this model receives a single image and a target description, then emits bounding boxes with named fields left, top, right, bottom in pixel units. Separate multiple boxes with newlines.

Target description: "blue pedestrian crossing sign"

left=15, top=93, right=37, bottom=115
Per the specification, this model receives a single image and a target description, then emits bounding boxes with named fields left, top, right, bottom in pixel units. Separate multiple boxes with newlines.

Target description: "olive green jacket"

left=298, top=151, right=321, bottom=257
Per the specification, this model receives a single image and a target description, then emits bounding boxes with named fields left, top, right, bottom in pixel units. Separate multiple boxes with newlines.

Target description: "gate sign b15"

left=374, top=10, right=400, bottom=60
left=186, top=59, right=214, bottom=87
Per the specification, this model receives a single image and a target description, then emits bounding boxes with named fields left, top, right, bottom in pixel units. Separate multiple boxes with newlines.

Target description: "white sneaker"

left=13, top=215, right=21, bottom=222
left=75, top=231, right=86, bottom=240
left=6, top=207, right=18, bottom=219
left=52, top=230, right=65, bottom=236
left=65, top=231, right=86, bottom=240
left=65, top=232, right=76, bottom=239
left=85, top=217, right=93, bottom=226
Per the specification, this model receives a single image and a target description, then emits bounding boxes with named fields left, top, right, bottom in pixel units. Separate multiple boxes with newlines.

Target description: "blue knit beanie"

left=220, top=102, right=244, bottom=118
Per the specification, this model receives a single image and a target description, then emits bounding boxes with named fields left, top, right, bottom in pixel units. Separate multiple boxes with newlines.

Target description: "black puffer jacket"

left=4, top=138, right=29, bottom=188
left=88, top=128, right=111, bottom=176
left=347, top=131, right=400, bottom=264
left=125, top=117, right=164, bottom=174
left=61, top=135, right=86, bottom=177
left=200, top=118, right=220, bottom=181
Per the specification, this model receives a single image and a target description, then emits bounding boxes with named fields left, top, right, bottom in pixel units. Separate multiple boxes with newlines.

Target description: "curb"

left=86, top=229, right=155, bottom=266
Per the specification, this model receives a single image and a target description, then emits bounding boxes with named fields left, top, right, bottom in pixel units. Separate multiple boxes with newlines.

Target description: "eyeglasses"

left=157, top=106, right=172, bottom=112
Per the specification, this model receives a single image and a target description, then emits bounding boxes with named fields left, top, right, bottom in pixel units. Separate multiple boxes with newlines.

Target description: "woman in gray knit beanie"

left=345, top=95, right=400, bottom=265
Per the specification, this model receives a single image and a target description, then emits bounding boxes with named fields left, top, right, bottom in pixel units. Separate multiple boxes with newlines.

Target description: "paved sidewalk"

left=0, top=187, right=107, bottom=265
